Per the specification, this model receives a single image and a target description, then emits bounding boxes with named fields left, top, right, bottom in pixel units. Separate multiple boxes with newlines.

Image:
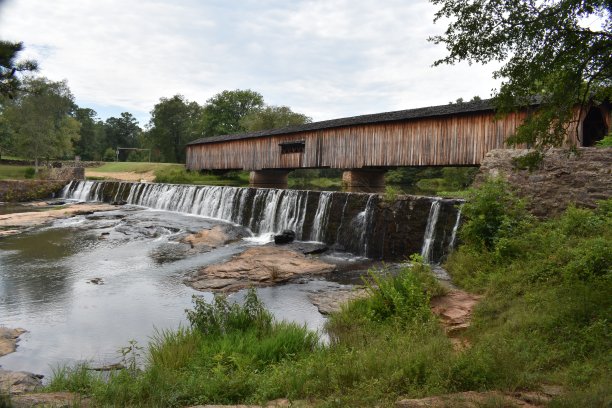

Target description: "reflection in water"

left=0, top=208, right=336, bottom=378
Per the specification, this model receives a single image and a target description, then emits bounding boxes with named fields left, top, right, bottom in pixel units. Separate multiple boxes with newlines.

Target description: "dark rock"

left=274, top=230, right=296, bottom=244
left=281, top=242, right=328, bottom=255
left=111, top=200, right=127, bottom=206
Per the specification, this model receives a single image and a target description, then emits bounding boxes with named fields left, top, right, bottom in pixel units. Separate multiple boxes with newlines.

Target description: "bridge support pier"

left=249, top=170, right=290, bottom=188
left=342, top=169, right=386, bottom=192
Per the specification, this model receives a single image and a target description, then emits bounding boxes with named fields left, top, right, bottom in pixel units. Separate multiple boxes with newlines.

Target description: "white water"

left=420, top=199, right=441, bottom=263
left=62, top=181, right=462, bottom=261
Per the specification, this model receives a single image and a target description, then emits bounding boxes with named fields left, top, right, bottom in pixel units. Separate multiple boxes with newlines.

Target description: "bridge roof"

left=187, top=98, right=497, bottom=146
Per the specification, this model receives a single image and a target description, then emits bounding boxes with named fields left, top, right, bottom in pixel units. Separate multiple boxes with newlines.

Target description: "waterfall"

left=62, top=180, right=461, bottom=261
left=355, top=195, right=376, bottom=256
left=310, top=192, right=332, bottom=242
left=447, top=206, right=462, bottom=253
left=420, top=199, right=441, bottom=263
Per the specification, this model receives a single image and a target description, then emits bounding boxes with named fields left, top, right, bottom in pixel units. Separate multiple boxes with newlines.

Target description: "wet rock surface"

left=188, top=246, right=336, bottom=292
left=0, top=327, right=26, bottom=357
left=273, top=229, right=295, bottom=244
left=180, top=224, right=250, bottom=248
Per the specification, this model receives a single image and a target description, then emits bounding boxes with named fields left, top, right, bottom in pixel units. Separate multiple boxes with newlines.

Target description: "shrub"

left=460, top=178, right=530, bottom=251
left=24, top=167, right=36, bottom=179
left=356, top=262, right=433, bottom=324
left=186, top=288, right=272, bottom=336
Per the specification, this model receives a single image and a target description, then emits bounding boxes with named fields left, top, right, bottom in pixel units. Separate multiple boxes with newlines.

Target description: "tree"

left=430, top=0, right=612, bottom=149
left=147, top=95, right=203, bottom=163
left=0, top=41, right=37, bottom=98
left=240, top=105, right=312, bottom=132
left=3, top=77, right=80, bottom=171
left=74, top=108, right=106, bottom=160
left=200, top=89, right=264, bottom=137
left=104, top=112, right=141, bottom=151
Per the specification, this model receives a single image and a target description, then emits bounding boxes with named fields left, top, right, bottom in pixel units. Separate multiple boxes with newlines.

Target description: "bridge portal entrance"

left=582, top=107, right=608, bottom=146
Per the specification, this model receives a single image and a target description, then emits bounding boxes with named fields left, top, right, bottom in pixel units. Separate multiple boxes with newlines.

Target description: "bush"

left=23, top=167, right=36, bottom=179
left=460, top=178, right=531, bottom=251
left=186, top=289, right=272, bottom=336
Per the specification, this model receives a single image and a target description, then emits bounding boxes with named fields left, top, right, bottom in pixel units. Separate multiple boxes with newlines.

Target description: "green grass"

left=153, top=167, right=250, bottom=186
left=89, top=162, right=182, bottom=173
left=0, top=164, right=32, bottom=180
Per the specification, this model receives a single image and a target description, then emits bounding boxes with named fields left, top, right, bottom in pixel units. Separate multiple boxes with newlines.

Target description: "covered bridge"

left=186, top=99, right=610, bottom=188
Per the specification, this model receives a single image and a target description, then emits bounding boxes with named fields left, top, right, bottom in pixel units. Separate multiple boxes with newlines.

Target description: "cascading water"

left=62, top=180, right=462, bottom=262
left=447, top=206, right=462, bottom=253
left=420, top=199, right=441, bottom=263
left=310, top=192, right=332, bottom=242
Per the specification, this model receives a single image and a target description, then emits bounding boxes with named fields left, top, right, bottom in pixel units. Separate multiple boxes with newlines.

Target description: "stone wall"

left=0, top=180, right=67, bottom=202
left=40, top=167, right=85, bottom=181
left=477, top=148, right=612, bottom=217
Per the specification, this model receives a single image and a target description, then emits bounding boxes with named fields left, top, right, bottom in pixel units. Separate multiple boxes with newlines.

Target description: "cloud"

left=0, top=0, right=501, bottom=125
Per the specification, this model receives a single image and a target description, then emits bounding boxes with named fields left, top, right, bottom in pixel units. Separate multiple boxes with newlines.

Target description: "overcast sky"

left=0, top=0, right=500, bottom=127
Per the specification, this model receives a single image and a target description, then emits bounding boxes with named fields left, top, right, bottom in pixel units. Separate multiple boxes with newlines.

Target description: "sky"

left=0, top=0, right=500, bottom=127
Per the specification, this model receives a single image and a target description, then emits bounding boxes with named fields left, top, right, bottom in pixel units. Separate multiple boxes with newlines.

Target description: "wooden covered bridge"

left=186, top=99, right=610, bottom=189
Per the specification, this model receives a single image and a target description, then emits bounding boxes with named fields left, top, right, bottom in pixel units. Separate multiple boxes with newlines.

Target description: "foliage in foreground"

left=48, top=186, right=611, bottom=406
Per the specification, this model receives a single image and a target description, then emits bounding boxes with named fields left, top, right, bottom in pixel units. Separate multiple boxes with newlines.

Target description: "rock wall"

left=477, top=148, right=612, bottom=217
left=40, top=167, right=85, bottom=181
left=0, top=180, right=66, bottom=202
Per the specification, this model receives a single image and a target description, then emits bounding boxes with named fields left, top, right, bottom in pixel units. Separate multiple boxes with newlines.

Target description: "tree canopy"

left=0, top=41, right=37, bottom=98
left=430, top=0, right=612, bottom=148
left=147, top=95, right=203, bottom=163
left=200, top=89, right=264, bottom=137
left=3, top=77, right=79, bottom=170
left=240, top=105, right=312, bottom=132
left=104, top=112, right=141, bottom=150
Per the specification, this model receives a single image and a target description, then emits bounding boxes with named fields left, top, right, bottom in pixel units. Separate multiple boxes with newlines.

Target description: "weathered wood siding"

left=186, top=110, right=531, bottom=171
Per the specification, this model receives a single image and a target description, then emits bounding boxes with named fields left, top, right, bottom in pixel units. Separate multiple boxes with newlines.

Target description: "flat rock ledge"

left=8, top=391, right=90, bottom=408
left=430, top=289, right=481, bottom=351
left=0, top=369, right=42, bottom=395
left=188, top=247, right=336, bottom=293
left=0, top=327, right=26, bottom=357
left=180, top=225, right=249, bottom=249
left=0, top=203, right=118, bottom=230
left=396, top=389, right=559, bottom=407
left=308, top=288, right=369, bottom=315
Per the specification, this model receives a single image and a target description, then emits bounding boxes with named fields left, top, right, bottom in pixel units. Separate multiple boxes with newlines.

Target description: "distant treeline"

left=0, top=77, right=311, bottom=166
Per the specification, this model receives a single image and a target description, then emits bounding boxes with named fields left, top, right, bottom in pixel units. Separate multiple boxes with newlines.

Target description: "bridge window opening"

left=280, top=141, right=305, bottom=154
left=582, top=108, right=608, bottom=147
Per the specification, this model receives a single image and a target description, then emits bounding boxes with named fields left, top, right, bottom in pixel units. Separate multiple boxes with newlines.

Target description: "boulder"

left=0, top=369, right=43, bottom=395
left=188, top=246, right=336, bottom=292
left=308, top=288, right=369, bottom=315
left=273, top=229, right=295, bottom=245
left=0, top=327, right=26, bottom=357
left=180, top=225, right=248, bottom=249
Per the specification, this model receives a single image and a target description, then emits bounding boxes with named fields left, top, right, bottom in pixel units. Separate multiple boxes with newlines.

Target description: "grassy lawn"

left=90, top=162, right=183, bottom=173
left=0, top=164, right=31, bottom=180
